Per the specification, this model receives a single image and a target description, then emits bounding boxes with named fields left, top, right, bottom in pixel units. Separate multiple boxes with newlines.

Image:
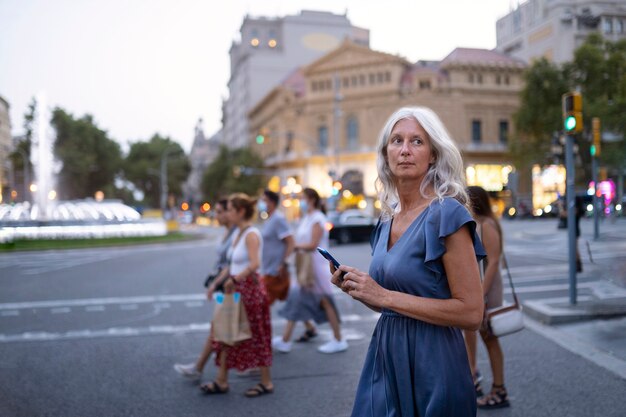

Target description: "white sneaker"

left=272, top=336, right=292, bottom=353
left=317, top=338, right=348, bottom=354
left=173, top=362, right=202, bottom=381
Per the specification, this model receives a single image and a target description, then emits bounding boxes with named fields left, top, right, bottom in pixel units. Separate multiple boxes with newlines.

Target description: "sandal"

left=477, top=384, right=510, bottom=409
left=295, top=329, right=318, bottom=343
left=473, top=370, right=484, bottom=398
left=200, top=381, right=229, bottom=395
left=244, top=383, right=274, bottom=398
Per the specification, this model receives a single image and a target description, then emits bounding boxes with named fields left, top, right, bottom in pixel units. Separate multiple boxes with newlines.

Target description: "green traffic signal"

left=256, top=135, right=265, bottom=144
left=590, top=144, right=596, bottom=156
left=564, top=115, right=577, bottom=131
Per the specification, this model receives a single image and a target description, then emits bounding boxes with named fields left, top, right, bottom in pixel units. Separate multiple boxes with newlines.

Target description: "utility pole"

left=160, top=147, right=175, bottom=217
left=562, top=91, right=583, bottom=305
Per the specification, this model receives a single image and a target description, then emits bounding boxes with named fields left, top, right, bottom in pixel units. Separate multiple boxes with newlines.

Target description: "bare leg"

left=304, top=320, right=316, bottom=333
left=463, top=329, right=478, bottom=376
left=195, top=328, right=214, bottom=372
left=282, top=320, right=296, bottom=342
left=320, top=297, right=342, bottom=341
left=259, top=366, right=273, bottom=390
left=215, top=350, right=229, bottom=388
left=481, top=331, right=505, bottom=386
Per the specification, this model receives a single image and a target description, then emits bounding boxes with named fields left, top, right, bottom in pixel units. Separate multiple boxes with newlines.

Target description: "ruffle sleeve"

left=424, top=198, right=486, bottom=275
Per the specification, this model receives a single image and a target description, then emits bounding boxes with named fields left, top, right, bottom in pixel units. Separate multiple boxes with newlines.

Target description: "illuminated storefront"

left=465, top=164, right=514, bottom=215
left=531, top=165, right=566, bottom=215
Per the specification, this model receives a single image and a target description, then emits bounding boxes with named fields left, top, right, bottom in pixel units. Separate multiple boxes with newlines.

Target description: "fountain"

left=0, top=94, right=166, bottom=242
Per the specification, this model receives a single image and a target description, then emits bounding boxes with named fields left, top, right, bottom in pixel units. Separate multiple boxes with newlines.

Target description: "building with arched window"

left=248, top=40, right=525, bottom=210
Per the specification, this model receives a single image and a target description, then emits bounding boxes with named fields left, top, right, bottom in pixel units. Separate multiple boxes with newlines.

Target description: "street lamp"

left=160, top=146, right=177, bottom=217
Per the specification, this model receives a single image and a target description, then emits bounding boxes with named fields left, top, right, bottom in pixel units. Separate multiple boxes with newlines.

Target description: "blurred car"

left=327, top=209, right=377, bottom=244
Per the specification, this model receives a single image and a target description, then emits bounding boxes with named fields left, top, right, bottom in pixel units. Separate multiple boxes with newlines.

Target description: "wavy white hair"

left=375, top=106, right=468, bottom=218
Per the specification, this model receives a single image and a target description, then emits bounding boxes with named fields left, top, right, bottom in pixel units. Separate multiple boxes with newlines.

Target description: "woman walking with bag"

left=202, top=193, right=274, bottom=398
left=174, top=199, right=236, bottom=381
left=463, top=185, right=510, bottom=409
left=272, top=187, right=347, bottom=354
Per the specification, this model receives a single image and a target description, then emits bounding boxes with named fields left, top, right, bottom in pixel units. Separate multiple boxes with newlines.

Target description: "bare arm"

left=332, top=225, right=483, bottom=330
left=481, top=219, right=502, bottom=296
left=296, top=222, right=323, bottom=251
left=282, top=235, right=295, bottom=263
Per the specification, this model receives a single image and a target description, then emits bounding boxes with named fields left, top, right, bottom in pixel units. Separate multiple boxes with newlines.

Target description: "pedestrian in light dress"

left=272, top=187, right=348, bottom=354
left=201, top=193, right=274, bottom=398
left=330, top=107, right=485, bottom=416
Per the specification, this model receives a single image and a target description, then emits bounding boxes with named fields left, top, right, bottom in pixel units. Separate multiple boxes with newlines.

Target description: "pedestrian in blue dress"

left=330, top=107, right=486, bottom=417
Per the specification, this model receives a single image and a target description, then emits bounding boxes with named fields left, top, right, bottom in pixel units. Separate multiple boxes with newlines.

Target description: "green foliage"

left=201, top=145, right=266, bottom=203
left=124, top=134, right=190, bottom=208
left=513, top=35, right=626, bottom=180
left=512, top=58, right=568, bottom=168
left=51, top=108, right=123, bottom=200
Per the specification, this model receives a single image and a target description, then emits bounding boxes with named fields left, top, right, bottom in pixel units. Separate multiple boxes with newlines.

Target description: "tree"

left=51, top=108, right=123, bottom=200
left=124, top=134, right=190, bottom=208
left=512, top=35, right=626, bottom=183
left=511, top=58, right=568, bottom=168
left=9, top=98, right=36, bottom=200
left=201, top=145, right=266, bottom=203
left=567, top=34, right=626, bottom=176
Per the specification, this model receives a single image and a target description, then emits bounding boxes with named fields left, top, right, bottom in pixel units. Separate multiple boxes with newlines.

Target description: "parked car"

left=327, top=209, right=377, bottom=244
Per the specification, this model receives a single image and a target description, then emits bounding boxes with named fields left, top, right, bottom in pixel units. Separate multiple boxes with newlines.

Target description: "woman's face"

left=386, top=118, right=435, bottom=182
left=215, top=204, right=228, bottom=226
left=227, top=201, right=243, bottom=224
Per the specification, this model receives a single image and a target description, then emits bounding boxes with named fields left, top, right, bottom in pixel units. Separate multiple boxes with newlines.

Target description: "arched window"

left=318, top=126, right=328, bottom=152
left=346, top=117, right=359, bottom=150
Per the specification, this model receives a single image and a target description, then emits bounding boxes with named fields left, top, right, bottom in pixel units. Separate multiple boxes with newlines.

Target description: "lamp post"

left=160, top=147, right=176, bottom=217
left=14, top=148, right=30, bottom=202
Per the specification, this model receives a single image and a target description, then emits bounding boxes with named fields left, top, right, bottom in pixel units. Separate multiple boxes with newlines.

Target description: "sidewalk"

left=522, top=219, right=626, bottom=325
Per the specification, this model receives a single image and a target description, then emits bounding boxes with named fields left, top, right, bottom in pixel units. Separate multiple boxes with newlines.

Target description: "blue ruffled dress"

left=351, top=198, right=486, bottom=417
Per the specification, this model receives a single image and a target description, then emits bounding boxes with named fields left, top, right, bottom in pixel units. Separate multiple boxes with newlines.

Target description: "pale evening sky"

left=0, top=0, right=515, bottom=152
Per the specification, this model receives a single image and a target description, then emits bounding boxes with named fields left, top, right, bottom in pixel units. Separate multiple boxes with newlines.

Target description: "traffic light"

left=591, top=117, right=601, bottom=157
left=562, top=92, right=583, bottom=133
left=256, top=127, right=269, bottom=144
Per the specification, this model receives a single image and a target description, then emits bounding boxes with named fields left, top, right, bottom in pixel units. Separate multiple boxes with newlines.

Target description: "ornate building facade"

left=248, top=41, right=526, bottom=211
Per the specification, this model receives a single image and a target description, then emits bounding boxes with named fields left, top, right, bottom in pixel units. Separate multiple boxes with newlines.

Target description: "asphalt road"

left=1, top=218, right=625, bottom=416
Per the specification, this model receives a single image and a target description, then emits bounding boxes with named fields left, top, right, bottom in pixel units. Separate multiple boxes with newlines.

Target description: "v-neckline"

left=385, top=206, right=430, bottom=252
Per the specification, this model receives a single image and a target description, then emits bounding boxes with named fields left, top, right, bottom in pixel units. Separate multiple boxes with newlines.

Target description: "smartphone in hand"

left=316, top=247, right=345, bottom=282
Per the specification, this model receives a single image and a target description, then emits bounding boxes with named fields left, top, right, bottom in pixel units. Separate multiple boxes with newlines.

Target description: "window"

left=468, top=73, right=474, bottom=83
left=419, top=80, right=431, bottom=90
left=377, top=72, right=384, bottom=83
left=369, top=73, right=376, bottom=84
left=604, top=18, right=613, bottom=34
left=311, top=81, right=318, bottom=92
left=325, top=79, right=332, bottom=90
left=351, top=75, right=357, bottom=87
left=472, top=120, right=482, bottom=144
left=343, top=77, right=349, bottom=88
left=477, top=74, right=483, bottom=84
left=359, top=74, right=366, bottom=85
left=618, top=19, right=624, bottom=34
left=385, top=72, right=391, bottom=82
left=496, top=75, right=501, bottom=85
left=346, top=117, right=359, bottom=150
left=504, top=75, right=510, bottom=85
left=499, top=120, right=509, bottom=144
left=318, top=126, right=329, bottom=152
left=285, top=131, right=294, bottom=153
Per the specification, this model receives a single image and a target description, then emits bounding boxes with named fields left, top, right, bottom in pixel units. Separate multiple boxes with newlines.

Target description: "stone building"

left=183, top=119, right=221, bottom=207
left=496, top=0, right=626, bottom=64
left=248, top=41, right=525, bottom=212
left=222, top=10, right=369, bottom=149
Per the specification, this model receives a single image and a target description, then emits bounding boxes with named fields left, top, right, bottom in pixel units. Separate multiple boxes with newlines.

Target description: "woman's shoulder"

left=428, top=197, right=469, bottom=217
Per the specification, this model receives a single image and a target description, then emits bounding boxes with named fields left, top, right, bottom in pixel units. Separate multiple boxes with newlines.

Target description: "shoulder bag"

left=484, top=252, right=525, bottom=337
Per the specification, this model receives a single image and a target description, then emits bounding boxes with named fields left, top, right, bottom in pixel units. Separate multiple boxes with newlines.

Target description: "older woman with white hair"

left=330, top=107, right=485, bottom=416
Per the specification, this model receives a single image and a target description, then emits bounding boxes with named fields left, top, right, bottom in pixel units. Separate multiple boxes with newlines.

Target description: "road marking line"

left=50, top=307, right=71, bottom=314
left=0, top=294, right=205, bottom=311
left=185, top=301, right=204, bottom=308
left=120, top=304, right=138, bottom=311
left=1, top=310, right=19, bottom=317
left=85, top=305, right=105, bottom=312
left=0, top=314, right=382, bottom=343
